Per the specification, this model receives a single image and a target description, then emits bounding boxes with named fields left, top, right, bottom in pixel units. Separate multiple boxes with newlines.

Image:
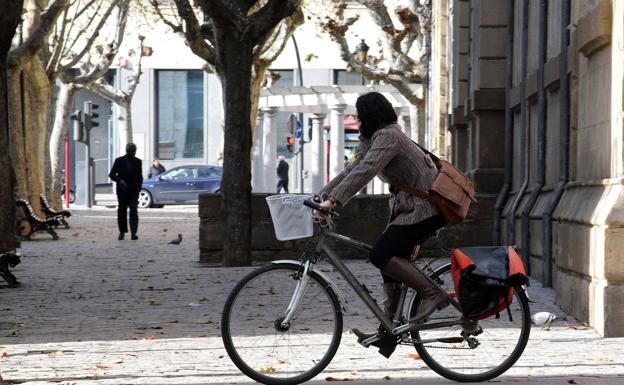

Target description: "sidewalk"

left=1, top=208, right=623, bottom=384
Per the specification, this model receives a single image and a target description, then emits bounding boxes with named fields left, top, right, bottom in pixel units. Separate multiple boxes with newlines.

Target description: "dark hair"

left=355, top=92, right=398, bottom=139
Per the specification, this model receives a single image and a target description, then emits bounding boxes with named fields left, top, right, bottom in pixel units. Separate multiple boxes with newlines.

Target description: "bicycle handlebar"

left=303, top=199, right=329, bottom=213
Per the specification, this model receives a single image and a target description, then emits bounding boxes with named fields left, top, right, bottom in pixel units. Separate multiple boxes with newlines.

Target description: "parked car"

left=139, top=165, right=222, bottom=208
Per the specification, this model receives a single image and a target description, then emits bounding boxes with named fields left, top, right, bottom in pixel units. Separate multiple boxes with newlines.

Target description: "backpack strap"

left=392, top=141, right=441, bottom=199
left=412, top=140, right=442, bottom=163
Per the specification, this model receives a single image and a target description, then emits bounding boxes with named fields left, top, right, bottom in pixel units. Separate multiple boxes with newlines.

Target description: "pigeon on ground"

left=531, top=312, right=557, bottom=329
left=168, top=234, right=183, bottom=245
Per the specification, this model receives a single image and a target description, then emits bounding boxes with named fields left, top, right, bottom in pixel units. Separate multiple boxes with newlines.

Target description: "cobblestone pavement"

left=1, top=207, right=624, bottom=384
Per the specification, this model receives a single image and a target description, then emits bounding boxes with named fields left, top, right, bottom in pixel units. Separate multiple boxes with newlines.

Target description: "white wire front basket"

left=266, top=194, right=314, bottom=241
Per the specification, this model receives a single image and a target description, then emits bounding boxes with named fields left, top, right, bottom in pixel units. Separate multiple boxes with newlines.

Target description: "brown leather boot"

left=352, top=282, right=402, bottom=358
left=382, top=257, right=449, bottom=323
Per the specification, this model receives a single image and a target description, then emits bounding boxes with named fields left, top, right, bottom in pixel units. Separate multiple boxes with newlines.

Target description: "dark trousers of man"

left=117, top=189, right=139, bottom=234
left=277, top=179, right=289, bottom=193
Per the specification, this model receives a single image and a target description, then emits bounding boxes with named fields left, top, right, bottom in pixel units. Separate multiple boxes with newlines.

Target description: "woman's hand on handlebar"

left=313, top=199, right=335, bottom=219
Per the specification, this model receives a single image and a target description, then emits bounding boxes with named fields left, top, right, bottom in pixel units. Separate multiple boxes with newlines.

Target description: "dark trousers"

left=277, top=179, right=289, bottom=193
left=117, top=189, right=139, bottom=234
left=369, top=214, right=446, bottom=283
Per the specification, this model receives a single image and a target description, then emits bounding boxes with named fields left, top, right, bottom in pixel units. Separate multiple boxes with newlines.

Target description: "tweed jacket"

left=320, top=123, right=439, bottom=227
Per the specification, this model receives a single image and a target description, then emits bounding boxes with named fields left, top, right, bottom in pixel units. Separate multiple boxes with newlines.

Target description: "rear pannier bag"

left=450, top=246, right=528, bottom=320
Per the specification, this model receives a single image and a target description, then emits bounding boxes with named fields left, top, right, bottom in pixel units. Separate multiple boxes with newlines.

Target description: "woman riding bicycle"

left=316, top=91, right=448, bottom=358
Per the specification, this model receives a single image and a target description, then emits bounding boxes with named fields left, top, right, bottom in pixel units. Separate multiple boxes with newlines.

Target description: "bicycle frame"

left=280, top=226, right=463, bottom=338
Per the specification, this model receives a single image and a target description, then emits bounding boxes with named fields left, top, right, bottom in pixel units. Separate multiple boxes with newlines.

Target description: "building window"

left=156, top=70, right=204, bottom=159
left=333, top=69, right=365, bottom=85
left=268, top=69, right=295, bottom=87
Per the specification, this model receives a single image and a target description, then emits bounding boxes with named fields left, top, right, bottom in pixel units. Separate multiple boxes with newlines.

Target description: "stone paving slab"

left=1, top=208, right=624, bottom=384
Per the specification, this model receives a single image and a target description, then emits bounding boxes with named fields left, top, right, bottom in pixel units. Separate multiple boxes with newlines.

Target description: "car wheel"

left=138, top=189, right=153, bottom=208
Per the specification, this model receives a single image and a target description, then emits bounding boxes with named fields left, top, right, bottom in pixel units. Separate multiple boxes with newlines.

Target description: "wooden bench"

left=0, top=252, right=21, bottom=287
left=40, top=194, right=71, bottom=228
left=16, top=199, right=60, bottom=240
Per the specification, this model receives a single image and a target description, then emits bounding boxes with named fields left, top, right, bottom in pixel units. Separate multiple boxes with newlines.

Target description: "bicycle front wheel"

left=410, top=263, right=531, bottom=382
left=221, top=263, right=343, bottom=385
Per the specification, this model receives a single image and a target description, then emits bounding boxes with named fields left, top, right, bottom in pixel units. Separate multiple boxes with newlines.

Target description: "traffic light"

left=288, top=114, right=297, bottom=134
left=83, top=101, right=99, bottom=131
left=286, top=136, right=296, bottom=153
left=70, top=110, right=84, bottom=142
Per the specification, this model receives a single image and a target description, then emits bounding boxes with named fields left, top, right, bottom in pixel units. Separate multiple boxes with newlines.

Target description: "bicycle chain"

left=401, top=316, right=478, bottom=350
left=400, top=339, right=476, bottom=350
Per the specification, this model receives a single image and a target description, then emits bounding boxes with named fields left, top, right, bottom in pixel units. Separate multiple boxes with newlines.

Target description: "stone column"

left=251, top=111, right=264, bottom=192
left=262, top=107, right=278, bottom=193
left=329, top=104, right=346, bottom=180
left=310, top=113, right=327, bottom=193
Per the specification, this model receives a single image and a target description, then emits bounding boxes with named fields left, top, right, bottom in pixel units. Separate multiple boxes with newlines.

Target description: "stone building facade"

left=437, top=0, right=624, bottom=336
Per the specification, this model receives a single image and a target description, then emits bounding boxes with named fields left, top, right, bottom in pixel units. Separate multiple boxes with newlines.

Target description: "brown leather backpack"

left=400, top=143, right=477, bottom=225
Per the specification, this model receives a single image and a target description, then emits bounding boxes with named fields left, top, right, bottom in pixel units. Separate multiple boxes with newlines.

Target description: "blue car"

left=139, top=165, right=222, bottom=208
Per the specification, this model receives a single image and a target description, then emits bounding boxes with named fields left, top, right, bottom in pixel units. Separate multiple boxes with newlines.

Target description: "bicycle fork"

left=279, top=259, right=313, bottom=328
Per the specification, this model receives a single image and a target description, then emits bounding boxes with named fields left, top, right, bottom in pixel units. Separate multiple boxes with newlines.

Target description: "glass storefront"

left=156, top=70, right=204, bottom=159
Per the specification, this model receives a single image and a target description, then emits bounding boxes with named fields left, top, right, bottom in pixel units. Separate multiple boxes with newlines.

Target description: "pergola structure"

left=254, top=84, right=421, bottom=193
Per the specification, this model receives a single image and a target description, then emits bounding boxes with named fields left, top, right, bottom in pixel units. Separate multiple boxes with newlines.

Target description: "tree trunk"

left=45, top=83, right=59, bottom=198
left=7, top=67, right=27, bottom=200
left=218, top=36, right=254, bottom=267
left=49, top=82, right=77, bottom=208
left=249, top=64, right=269, bottom=136
left=22, top=58, right=50, bottom=214
left=117, top=99, right=132, bottom=145
left=0, top=0, right=23, bottom=253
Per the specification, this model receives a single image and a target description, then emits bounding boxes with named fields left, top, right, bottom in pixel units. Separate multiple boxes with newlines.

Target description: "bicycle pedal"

left=352, top=328, right=380, bottom=347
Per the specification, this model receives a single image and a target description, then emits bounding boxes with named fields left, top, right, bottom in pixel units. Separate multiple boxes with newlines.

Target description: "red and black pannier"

left=450, top=246, right=528, bottom=320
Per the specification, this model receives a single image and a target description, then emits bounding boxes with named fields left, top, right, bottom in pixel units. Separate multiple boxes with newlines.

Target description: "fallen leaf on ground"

left=258, top=366, right=276, bottom=373
left=95, top=364, right=110, bottom=369
left=568, top=380, right=577, bottom=384
left=407, top=353, right=421, bottom=360
left=1, top=352, right=7, bottom=358
left=149, top=300, right=161, bottom=306
left=143, top=336, right=156, bottom=340
left=383, top=376, right=392, bottom=381
left=278, top=358, right=288, bottom=364
left=325, top=377, right=353, bottom=381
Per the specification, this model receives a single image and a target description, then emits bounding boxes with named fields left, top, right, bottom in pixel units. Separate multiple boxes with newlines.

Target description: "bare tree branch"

left=125, top=37, right=147, bottom=99
left=60, top=0, right=105, bottom=65
left=149, top=0, right=184, bottom=34
left=253, top=8, right=304, bottom=65
left=61, top=0, right=122, bottom=70
left=316, top=0, right=428, bottom=104
left=197, top=0, right=240, bottom=27
left=172, top=0, right=215, bottom=63
left=8, top=0, right=70, bottom=68
left=249, top=0, right=302, bottom=43
left=46, top=7, right=69, bottom=76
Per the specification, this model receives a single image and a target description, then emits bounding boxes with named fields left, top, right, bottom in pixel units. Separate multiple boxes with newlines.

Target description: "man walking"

left=276, top=155, right=289, bottom=193
left=109, top=143, right=143, bottom=240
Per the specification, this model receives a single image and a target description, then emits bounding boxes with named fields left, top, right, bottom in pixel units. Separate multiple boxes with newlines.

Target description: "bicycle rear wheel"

left=410, top=263, right=531, bottom=382
left=221, top=263, right=343, bottom=385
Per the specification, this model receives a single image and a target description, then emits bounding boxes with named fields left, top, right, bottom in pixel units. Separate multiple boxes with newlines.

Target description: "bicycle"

left=221, top=198, right=531, bottom=385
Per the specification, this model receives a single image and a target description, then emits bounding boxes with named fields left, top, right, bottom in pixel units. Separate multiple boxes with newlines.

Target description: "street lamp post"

left=291, top=35, right=306, bottom=193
